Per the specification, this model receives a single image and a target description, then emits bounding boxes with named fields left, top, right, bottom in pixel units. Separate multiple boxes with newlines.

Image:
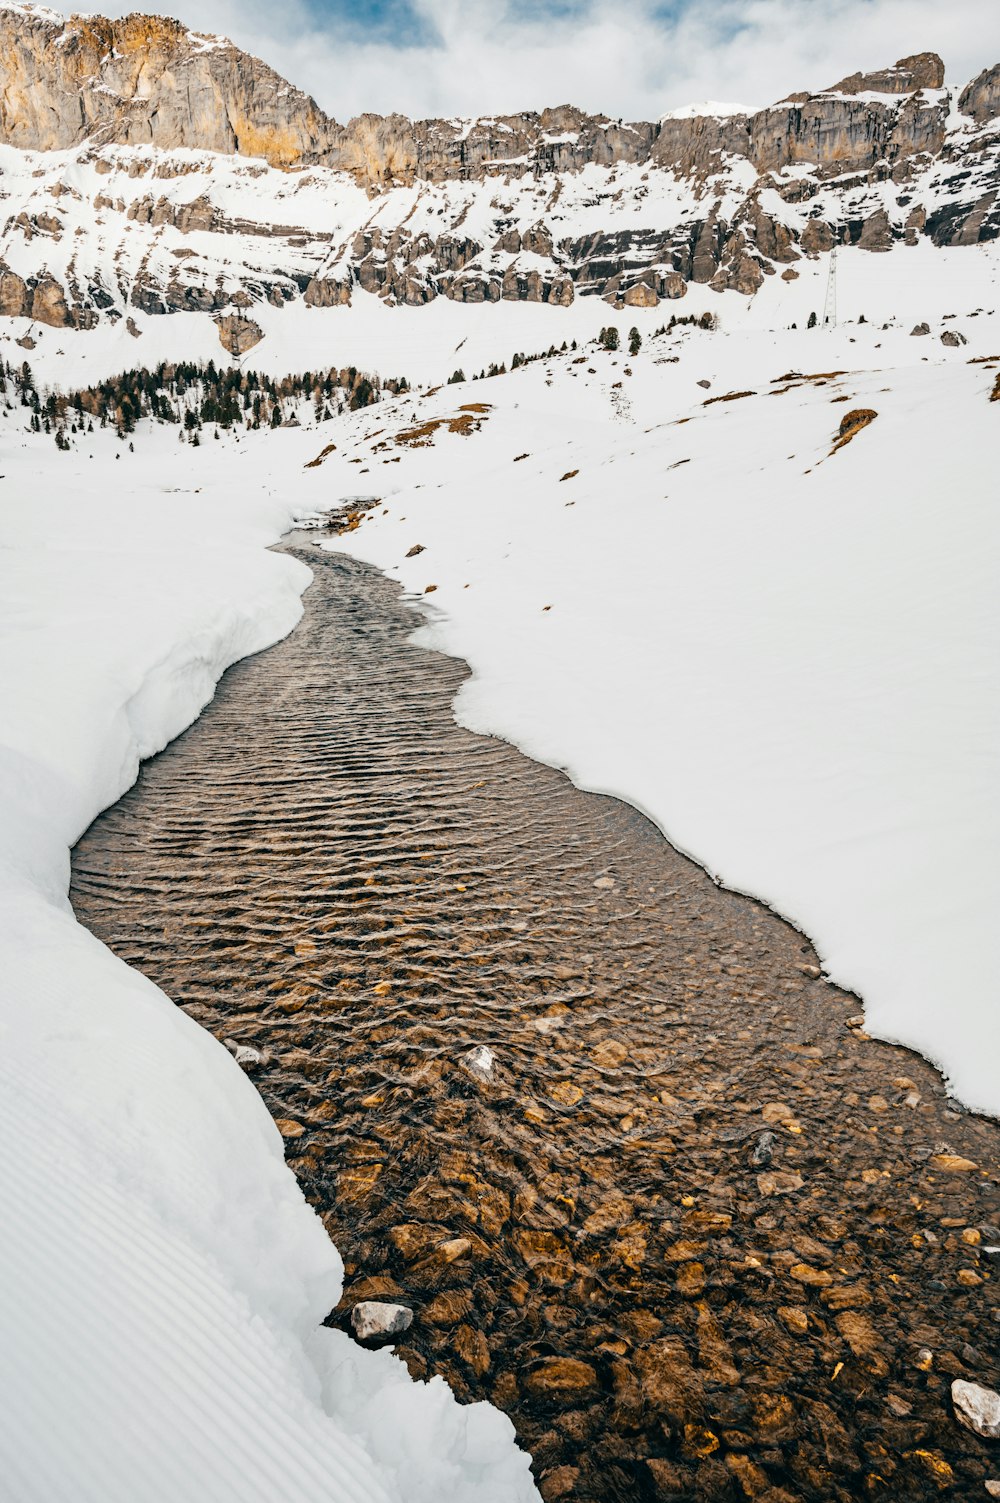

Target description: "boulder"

left=952, top=1379, right=1000, bottom=1440
left=31, top=273, right=70, bottom=327
left=624, top=281, right=659, bottom=307
left=350, top=1301, right=414, bottom=1342
left=216, top=314, right=264, bottom=355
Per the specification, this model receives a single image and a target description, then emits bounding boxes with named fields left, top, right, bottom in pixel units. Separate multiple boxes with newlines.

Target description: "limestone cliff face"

left=0, top=8, right=331, bottom=166
left=0, top=14, right=984, bottom=190
left=0, top=12, right=995, bottom=329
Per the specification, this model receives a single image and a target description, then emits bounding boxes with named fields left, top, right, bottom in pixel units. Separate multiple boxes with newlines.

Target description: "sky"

left=95, top=0, right=1000, bottom=120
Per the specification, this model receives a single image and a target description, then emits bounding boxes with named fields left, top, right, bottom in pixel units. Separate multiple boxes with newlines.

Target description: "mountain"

left=0, top=2, right=997, bottom=349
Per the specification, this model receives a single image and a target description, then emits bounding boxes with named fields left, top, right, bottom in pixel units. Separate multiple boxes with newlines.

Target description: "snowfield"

left=0, top=453, right=540, bottom=1501
left=0, top=237, right=998, bottom=1498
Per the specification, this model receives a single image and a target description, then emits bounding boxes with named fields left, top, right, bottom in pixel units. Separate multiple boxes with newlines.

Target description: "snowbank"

left=0, top=438, right=539, bottom=1501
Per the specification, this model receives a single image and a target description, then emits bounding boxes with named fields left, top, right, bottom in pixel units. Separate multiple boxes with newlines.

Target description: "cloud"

left=97, top=0, right=1000, bottom=121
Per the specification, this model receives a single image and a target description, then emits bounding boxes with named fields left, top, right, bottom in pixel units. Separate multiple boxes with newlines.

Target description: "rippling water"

left=71, top=544, right=999, bottom=1502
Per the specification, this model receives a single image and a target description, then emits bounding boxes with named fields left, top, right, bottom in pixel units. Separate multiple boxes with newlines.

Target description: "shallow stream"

left=71, top=543, right=999, bottom=1501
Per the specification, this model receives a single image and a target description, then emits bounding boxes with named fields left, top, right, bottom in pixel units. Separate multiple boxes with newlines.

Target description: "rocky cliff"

left=0, top=4, right=996, bottom=334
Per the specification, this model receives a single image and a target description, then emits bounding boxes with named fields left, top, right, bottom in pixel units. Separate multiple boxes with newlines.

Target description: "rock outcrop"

left=0, top=13, right=994, bottom=328
left=959, top=66, right=1000, bottom=126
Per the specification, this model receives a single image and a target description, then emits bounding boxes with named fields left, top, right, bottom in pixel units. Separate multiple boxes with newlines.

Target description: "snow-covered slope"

left=0, top=445, right=540, bottom=1502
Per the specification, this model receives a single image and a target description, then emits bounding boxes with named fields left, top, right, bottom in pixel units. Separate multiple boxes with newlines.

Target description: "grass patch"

left=304, top=442, right=337, bottom=469
left=393, top=405, right=492, bottom=447
left=831, top=408, right=878, bottom=453
left=703, top=390, right=755, bottom=406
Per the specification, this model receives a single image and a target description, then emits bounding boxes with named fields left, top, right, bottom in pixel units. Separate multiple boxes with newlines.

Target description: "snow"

left=660, top=101, right=751, bottom=120
left=282, top=261, right=998, bottom=1117
left=0, top=438, right=540, bottom=1501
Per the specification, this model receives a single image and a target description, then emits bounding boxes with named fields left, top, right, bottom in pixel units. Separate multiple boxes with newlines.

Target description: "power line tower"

left=822, top=244, right=838, bottom=328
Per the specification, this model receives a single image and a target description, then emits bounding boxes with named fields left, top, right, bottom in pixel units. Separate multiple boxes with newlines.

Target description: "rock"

left=0, top=267, right=30, bottom=317
left=858, top=209, right=893, bottom=252
left=216, top=314, right=263, bottom=355
left=304, top=277, right=352, bottom=308
left=432, top=1236, right=472, bottom=1264
left=539, top=1466, right=579, bottom=1501
left=952, top=1380, right=1000, bottom=1440
left=461, top=1044, right=495, bottom=1081
left=623, top=281, right=659, bottom=307
left=420, top=1288, right=474, bottom=1326
left=637, top=1337, right=703, bottom=1422
left=761, top=1102, right=794, bottom=1123
left=646, top=1458, right=684, bottom=1492
left=350, top=1300, right=414, bottom=1341
left=830, top=52, right=945, bottom=95
left=525, top=1357, right=599, bottom=1399
left=593, top=875, right=616, bottom=890
left=405, top=544, right=425, bottom=557
left=985, top=1482, right=1000, bottom=1499
left=929, top=1153, right=978, bottom=1173
left=750, top=1130, right=777, bottom=1167
left=778, top=1306, right=809, bottom=1335
left=454, top=1322, right=490, bottom=1376
left=959, top=65, right=1000, bottom=127
left=757, top=1170, right=804, bottom=1196
left=225, top=1039, right=263, bottom=1069
left=911, top=322, right=931, bottom=335
left=789, top=1262, right=832, bottom=1287
left=940, top=329, right=967, bottom=347
left=697, top=379, right=712, bottom=390
left=31, top=273, right=70, bottom=327
left=835, top=1310, right=879, bottom=1355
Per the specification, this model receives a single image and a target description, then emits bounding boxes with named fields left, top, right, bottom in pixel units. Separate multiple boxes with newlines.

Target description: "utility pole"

left=823, top=244, right=838, bottom=328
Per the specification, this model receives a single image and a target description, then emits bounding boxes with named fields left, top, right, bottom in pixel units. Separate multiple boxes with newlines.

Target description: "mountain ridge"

left=0, top=3, right=996, bottom=343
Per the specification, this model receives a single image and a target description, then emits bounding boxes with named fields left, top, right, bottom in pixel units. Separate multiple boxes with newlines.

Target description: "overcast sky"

left=97, top=0, right=1000, bottom=120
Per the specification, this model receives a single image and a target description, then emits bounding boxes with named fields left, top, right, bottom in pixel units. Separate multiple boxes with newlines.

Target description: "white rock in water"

left=462, top=1045, right=495, bottom=1080
left=225, top=1040, right=262, bottom=1069
left=952, top=1379, right=1000, bottom=1440
left=351, top=1301, right=414, bottom=1341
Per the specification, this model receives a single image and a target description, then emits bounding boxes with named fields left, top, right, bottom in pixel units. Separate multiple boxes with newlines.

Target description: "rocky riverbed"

left=71, top=544, right=999, bottom=1501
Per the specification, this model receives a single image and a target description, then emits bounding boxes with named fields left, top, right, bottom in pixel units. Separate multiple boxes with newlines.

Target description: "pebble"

left=462, top=1044, right=496, bottom=1081
left=778, top=1305, right=809, bottom=1335
left=351, top=1301, right=414, bottom=1341
left=593, top=876, right=616, bottom=890
left=525, top=1357, right=599, bottom=1398
left=750, top=1130, right=776, bottom=1167
left=225, top=1040, right=263, bottom=1069
left=952, top=1379, right=1000, bottom=1440
left=757, top=1170, right=804, bottom=1197
left=930, top=1153, right=978, bottom=1173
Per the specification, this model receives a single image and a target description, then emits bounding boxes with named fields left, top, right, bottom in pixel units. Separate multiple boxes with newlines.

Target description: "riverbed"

left=71, top=543, right=999, bottom=1502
